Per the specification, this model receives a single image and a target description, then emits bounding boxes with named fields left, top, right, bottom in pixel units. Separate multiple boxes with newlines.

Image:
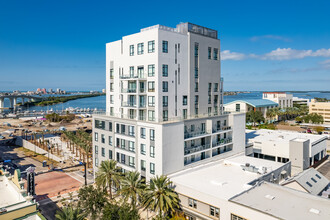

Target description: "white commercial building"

left=92, top=22, right=245, bottom=180
left=246, top=129, right=327, bottom=174
left=169, top=154, right=292, bottom=220
left=263, top=92, right=293, bottom=108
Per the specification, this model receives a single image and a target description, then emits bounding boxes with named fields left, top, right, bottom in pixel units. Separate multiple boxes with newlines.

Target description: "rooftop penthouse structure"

left=92, top=22, right=245, bottom=180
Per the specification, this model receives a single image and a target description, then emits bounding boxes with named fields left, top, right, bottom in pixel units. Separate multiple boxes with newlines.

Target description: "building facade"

left=309, top=99, right=330, bottom=124
left=263, top=92, right=293, bottom=108
left=92, top=23, right=245, bottom=180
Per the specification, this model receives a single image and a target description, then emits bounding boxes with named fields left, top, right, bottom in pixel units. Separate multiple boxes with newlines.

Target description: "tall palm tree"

left=95, top=160, right=122, bottom=199
left=119, top=171, right=145, bottom=209
left=55, top=207, right=86, bottom=220
left=143, top=175, right=180, bottom=218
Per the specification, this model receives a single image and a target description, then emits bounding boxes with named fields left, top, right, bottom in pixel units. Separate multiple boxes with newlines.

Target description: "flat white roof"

left=230, top=181, right=330, bottom=220
left=246, top=129, right=326, bottom=145
left=0, top=175, right=26, bottom=209
left=170, top=154, right=285, bottom=201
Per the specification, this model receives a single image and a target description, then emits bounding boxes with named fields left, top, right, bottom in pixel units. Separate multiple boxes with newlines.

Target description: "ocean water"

left=2, top=91, right=330, bottom=112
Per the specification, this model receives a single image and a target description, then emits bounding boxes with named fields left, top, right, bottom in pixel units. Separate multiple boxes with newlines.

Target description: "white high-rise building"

left=93, top=22, right=245, bottom=180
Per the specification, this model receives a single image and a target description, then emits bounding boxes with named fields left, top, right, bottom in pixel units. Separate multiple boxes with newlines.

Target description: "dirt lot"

left=276, top=124, right=305, bottom=132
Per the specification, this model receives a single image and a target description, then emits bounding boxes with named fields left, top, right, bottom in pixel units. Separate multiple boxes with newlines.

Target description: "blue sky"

left=0, top=0, right=329, bottom=91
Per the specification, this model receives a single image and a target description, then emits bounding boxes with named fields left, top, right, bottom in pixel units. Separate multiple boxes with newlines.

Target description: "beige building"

left=309, top=99, right=330, bottom=124
left=263, top=92, right=293, bottom=108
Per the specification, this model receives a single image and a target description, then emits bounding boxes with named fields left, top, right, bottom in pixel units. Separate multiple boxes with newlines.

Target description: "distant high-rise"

left=92, top=22, right=245, bottom=180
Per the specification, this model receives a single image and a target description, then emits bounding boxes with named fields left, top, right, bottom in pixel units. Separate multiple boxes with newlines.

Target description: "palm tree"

left=143, top=175, right=180, bottom=218
left=55, top=207, right=86, bottom=220
left=95, top=160, right=122, bottom=199
left=119, top=171, right=145, bottom=209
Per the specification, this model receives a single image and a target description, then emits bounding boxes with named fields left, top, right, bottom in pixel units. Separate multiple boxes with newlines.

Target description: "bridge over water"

left=0, top=94, right=42, bottom=111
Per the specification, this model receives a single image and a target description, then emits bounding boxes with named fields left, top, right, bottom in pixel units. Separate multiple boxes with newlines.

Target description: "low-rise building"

left=263, top=92, right=293, bottom=108
left=309, top=99, right=330, bottom=124
left=293, top=96, right=310, bottom=106
left=246, top=129, right=327, bottom=174
left=169, top=154, right=291, bottom=220
left=229, top=181, right=330, bottom=220
left=224, top=99, right=278, bottom=119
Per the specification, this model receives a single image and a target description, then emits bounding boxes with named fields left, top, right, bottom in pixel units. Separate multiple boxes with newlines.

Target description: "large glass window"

left=148, top=96, right=155, bottom=107
left=150, top=163, right=155, bottom=174
left=208, top=47, right=212, bottom=59
left=162, top=64, right=168, bottom=77
left=129, top=45, right=134, bottom=56
left=210, top=206, right=220, bottom=218
left=162, top=81, right=168, bottom=92
left=188, top=198, right=197, bottom=208
left=195, top=82, right=199, bottom=92
left=148, top=110, right=155, bottom=121
left=129, top=66, right=134, bottom=77
left=129, top=141, right=135, bottom=152
left=163, top=96, right=168, bottom=107
left=150, top=145, right=155, bottom=158
left=183, top=96, right=188, bottom=105
left=129, top=156, right=135, bottom=167
left=214, top=48, right=219, bottom=60
left=140, top=127, right=146, bottom=138
left=101, top=147, right=105, bottom=157
left=141, top=144, right=146, bottom=155
left=162, top=41, right=168, bottom=53
left=109, top=150, right=112, bottom=159
left=109, top=136, right=113, bottom=146
left=183, top=109, right=187, bottom=119
left=148, top=40, right=155, bottom=53
left=141, top=160, right=146, bottom=171
left=148, top=64, right=155, bottom=77
left=150, top=129, right=155, bottom=141
left=148, top=81, right=155, bottom=92
left=138, top=43, right=144, bottom=55
left=94, top=132, right=98, bottom=141
left=214, top=83, right=218, bottom=92
left=194, top=43, right=199, bottom=57
left=101, top=134, right=105, bottom=143
left=163, top=110, right=168, bottom=121
left=129, top=126, right=135, bottom=136
left=95, top=145, right=98, bottom=154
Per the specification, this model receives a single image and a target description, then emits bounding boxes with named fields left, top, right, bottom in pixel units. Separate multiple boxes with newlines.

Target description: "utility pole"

left=83, top=162, right=87, bottom=186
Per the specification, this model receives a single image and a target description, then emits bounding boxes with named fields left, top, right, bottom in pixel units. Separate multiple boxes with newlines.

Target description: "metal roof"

left=224, top=99, right=279, bottom=108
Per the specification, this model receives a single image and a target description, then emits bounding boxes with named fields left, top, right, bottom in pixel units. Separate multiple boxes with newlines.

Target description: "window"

left=163, top=96, right=168, bottom=107
left=138, top=43, right=144, bottom=55
left=214, top=95, right=218, bottom=104
left=101, top=147, right=105, bottom=157
left=121, top=139, right=126, bottom=148
left=150, top=129, right=155, bottom=141
left=95, top=145, right=98, bottom=154
left=138, top=66, right=144, bottom=78
left=141, top=144, right=146, bottom=155
left=183, top=96, right=188, bottom=105
left=101, top=134, right=105, bottom=143
left=110, top=69, right=114, bottom=79
left=183, top=109, right=187, bottom=119
left=194, top=67, right=198, bottom=78
left=140, top=128, right=146, bottom=138
left=208, top=107, right=212, bottom=116
left=208, top=47, right=212, bottom=59
left=109, top=136, right=113, bottom=146
left=148, top=64, right=155, bottom=77
left=110, top=95, right=114, bottom=104
left=148, top=96, right=155, bottom=107
left=163, top=110, right=168, bottom=121
left=162, top=41, right=168, bottom=53
left=162, top=64, right=168, bottom=77
left=95, top=120, right=105, bottom=129
left=94, top=132, right=98, bottom=141
left=210, top=206, right=219, bottom=217
left=129, top=45, right=134, bottom=56
left=129, top=66, right=134, bottom=77
left=214, top=48, right=218, bottom=60
left=208, top=95, right=211, bottom=104
left=214, top=83, right=218, bottom=92
left=195, top=95, right=199, bottom=105
left=188, top=198, right=197, bottom=209
left=129, top=156, right=135, bottom=167
left=306, top=181, right=312, bottom=187
left=311, top=177, right=317, bottom=183
left=231, top=214, right=247, bottom=220
left=195, top=108, right=198, bottom=115
left=148, top=40, right=155, bottom=53
left=150, top=145, right=155, bottom=157
left=162, top=81, right=168, bottom=92
left=191, top=125, right=195, bottom=132
left=194, top=43, right=199, bottom=57
left=121, top=124, right=126, bottom=134
left=191, top=140, right=195, bottom=147
left=195, top=82, right=198, bottom=92
left=128, top=125, right=135, bottom=136
left=141, top=160, right=146, bottom=171
left=109, top=150, right=112, bottom=159
left=95, top=158, right=98, bottom=167
left=128, top=141, right=135, bottom=152
left=110, top=83, right=114, bottom=92
left=208, top=83, right=212, bottom=92
left=316, top=174, right=321, bottom=179
left=148, top=110, right=155, bottom=121
left=150, top=163, right=155, bottom=174
left=217, top=121, right=221, bottom=130
left=148, top=81, right=155, bottom=92
left=236, top=104, right=240, bottom=112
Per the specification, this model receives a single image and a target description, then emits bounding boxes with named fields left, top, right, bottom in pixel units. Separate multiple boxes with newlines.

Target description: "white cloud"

left=221, top=50, right=246, bottom=60
left=320, top=59, right=330, bottom=68
left=221, top=48, right=330, bottom=61
left=250, top=35, right=290, bottom=42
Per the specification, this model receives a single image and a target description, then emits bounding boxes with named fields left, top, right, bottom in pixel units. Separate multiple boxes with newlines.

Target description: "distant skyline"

left=0, top=0, right=329, bottom=91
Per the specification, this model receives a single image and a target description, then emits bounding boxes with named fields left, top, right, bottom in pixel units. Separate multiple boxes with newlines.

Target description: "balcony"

left=139, top=102, right=146, bottom=108
left=121, top=88, right=136, bottom=93
left=184, top=143, right=211, bottom=155
left=184, top=130, right=208, bottom=139
left=121, top=101, right=136, bottom=107
left=213, top=138, right=232, bottom=147
left=120, top=75, right=138, bottom=79
left=116, top=144, right=135, bottom=153
left=139, top=88, right=146, bottom=93
left=212, top=126, right=232, bottom=133
left=148, top=88, right=155, bottom=92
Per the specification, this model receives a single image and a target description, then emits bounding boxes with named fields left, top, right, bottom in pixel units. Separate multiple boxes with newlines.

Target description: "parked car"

left=0, top=135, right=5, bottom=139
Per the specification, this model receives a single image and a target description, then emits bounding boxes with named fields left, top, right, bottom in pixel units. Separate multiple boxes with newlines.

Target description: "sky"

left=0, top=0, right=329, bottom=91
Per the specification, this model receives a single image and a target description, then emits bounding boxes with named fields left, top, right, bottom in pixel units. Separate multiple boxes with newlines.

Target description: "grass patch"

left=17, top=147, right=59, bottom=166
left=37, top=212, right=47, bottom=220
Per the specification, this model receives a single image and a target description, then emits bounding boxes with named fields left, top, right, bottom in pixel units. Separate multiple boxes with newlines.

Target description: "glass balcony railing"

left=212, top=126, right=232, bottom=133
left=121, top=88, right=137, bottom=93
left=184, top=143, right=211, bottom=155
left=121, top=102, right=136, bottom=107
left=214, top=138, right=232, bottom=147
left=120, top=75, right=138, bottom=79
left=184, top=130, right=208, bottom=139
